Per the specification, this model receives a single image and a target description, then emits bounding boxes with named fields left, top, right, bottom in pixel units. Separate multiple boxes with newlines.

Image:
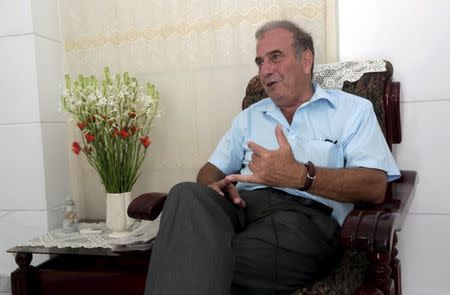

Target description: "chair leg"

left=367, top=251, right=395, bottom=295
left=353, top=285, right=384, bottom=295
left=390, top=233, right=402, bottom=295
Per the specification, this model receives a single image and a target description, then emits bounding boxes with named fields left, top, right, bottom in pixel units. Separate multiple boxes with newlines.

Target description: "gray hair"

left=255, top=20, right=315, bottom=59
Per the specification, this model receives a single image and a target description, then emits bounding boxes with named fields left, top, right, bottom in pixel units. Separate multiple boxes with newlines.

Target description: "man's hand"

left=226, top=124, right=304, bottom=188
left=209, top=178, right=246, bottom=208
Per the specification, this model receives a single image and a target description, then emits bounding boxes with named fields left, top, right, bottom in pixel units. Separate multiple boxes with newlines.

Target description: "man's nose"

left=259, top=61, right=275, bottom=77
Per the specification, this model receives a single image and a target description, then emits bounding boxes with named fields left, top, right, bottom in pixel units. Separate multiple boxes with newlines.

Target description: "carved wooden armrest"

left=127, top=192, right=167, bottom=220
left=341, top=209, right=397, bottom=253
left=341, top=170, right=416, bottom=250
left=341, top=169, right=416, bottom=295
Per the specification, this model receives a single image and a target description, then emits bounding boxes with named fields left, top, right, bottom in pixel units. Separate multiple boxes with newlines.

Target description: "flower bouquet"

left=61, top=67, right=160, bottom=237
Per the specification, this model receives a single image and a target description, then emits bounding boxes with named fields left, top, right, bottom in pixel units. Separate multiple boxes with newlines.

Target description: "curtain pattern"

left=58, top=0, right=337, bottom=218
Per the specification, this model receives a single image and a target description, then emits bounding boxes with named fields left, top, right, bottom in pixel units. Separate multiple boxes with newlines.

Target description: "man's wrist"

left=298, top=161, right=316, bottom=191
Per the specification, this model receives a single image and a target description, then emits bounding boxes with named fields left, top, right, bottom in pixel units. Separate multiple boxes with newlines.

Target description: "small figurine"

left=63, top=198, right=78, bottom=233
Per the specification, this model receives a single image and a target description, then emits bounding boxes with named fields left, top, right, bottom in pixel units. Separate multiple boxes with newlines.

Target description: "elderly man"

left=145, top=20, right=400, bottom=295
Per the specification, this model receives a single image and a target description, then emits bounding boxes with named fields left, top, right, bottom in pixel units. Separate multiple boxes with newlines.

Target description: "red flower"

left=72, top=142, right=81, bottom=155
left=129, top=112, right=137, bottom=118
left=120, top=128, right=129, bottom=139
left=76, top=122, right=86, bottom=130
left=84, top=132, right=95, bottom=142
left=140, top=136, right=152, bottom=148
left=130, top=125, right=138, bottom=135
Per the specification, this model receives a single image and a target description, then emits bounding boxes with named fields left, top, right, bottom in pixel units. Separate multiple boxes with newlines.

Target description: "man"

left=145, top=20, right=400, bottom=295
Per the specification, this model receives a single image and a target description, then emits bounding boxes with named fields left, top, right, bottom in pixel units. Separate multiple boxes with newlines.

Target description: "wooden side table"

left=8, top=244, right=152, bottom=295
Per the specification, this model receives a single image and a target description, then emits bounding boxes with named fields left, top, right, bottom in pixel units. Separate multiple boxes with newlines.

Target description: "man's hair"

left=255, top=20, right=315, bottom=61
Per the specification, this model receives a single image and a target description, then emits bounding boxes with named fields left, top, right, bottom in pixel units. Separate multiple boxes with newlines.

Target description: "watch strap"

left=299, top=161, right=316, bottom=191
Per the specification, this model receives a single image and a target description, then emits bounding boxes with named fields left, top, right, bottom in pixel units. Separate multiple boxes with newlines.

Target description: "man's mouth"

left=266, top=81, right=278, bottom=87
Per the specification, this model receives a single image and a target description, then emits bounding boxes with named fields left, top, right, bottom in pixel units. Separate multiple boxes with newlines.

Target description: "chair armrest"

left=127, top=192, right=167, bottom=220
left=341, top=209, right=397, bottom=253
left=341, top=170, right=417, bottom=252
left=389, top=170, right=417, bottom=230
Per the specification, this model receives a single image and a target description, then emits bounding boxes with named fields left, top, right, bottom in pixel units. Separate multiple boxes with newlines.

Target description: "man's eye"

left=271, top=54, right=281, bottom=61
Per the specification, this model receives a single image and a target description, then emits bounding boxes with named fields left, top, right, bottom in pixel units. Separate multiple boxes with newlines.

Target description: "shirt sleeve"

left=208, top=113, right=246, bottom=175
left=342, top=102, right=401, bottom=182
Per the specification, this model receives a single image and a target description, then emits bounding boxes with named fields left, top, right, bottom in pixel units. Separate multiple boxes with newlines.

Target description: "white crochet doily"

left=313, top=59, right=387, bottom=90
left=21, top=218, right=160, bottom=251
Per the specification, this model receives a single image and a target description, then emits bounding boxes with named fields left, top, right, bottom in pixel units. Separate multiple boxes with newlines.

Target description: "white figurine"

left=63, top=198, right=78, bottom=233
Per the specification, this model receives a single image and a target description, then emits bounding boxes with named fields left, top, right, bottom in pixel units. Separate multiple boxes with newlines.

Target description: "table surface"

left=7, top=219, right=155, bottom=257
left=7, top=242, right=154, bottom=257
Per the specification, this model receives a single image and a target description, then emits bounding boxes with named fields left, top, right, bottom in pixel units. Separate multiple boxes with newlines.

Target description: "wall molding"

left=401, top=98, right=450, bottom=104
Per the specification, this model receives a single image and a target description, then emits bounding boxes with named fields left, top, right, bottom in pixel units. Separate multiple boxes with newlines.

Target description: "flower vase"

left=106, top=192, right=135, bottom=238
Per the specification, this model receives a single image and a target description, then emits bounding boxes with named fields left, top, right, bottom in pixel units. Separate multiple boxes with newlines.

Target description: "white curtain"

left=58, top=0, right=337, bottom=218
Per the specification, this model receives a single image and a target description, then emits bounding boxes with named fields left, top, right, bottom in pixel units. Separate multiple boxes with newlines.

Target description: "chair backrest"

left=242, top=60, right=401, bottom=150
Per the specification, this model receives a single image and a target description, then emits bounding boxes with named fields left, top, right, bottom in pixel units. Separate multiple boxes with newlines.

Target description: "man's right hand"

left=208, top=178, right=246, bottom=208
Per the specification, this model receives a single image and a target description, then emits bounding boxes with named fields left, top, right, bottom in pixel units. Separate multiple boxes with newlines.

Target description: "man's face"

left=255, top=28, right=312, bottom=107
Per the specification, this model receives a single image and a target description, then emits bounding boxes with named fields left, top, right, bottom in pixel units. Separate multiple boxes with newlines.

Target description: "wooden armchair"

left=128, top=60, right=416, bottom=295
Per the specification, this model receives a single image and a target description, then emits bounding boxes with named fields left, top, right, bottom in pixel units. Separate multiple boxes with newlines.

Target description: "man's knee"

left=169, top=181, right=203, bottom=195
left=167, top=181, right=217, bottom=205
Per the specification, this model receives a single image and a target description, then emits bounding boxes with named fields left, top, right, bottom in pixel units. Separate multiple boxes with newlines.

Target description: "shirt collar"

left=253, top=83, right=337, bottom=112
left=310, top=83, right=337, bottom=108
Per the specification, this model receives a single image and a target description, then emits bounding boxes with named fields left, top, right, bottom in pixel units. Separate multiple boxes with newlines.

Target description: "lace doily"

left=21, top=218, right=160, bottom=251
left=313, top=59, right=386, bottom=89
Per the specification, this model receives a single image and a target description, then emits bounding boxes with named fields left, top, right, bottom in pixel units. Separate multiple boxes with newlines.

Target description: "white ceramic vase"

left=105, top=192, right=135, bottom=238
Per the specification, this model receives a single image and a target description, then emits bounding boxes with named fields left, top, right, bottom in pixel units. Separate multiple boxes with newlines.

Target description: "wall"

left=0, top=0, right=67, bottom=293
left=339, top=0, right=450, bottom=294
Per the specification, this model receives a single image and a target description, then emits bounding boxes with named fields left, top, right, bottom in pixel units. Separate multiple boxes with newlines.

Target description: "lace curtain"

left=58, top=0, right=338, bottom=218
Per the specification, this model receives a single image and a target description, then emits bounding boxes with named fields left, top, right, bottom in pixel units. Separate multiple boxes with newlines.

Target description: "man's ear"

left=301, top=50, right=314, bottom=74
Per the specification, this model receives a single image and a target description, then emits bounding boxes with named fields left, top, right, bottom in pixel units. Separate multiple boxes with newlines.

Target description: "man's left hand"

left=226, top=124, right=304, bottom=188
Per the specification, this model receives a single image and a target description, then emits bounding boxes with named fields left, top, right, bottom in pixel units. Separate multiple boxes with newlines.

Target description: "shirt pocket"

left=303, top=139, right=344, bottom=168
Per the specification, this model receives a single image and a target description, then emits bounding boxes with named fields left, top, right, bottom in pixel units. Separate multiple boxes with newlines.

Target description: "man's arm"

left=310, top=166, right=386, bottom=204
left=226, top=125, right=387, bottom=204
left=197, top=162, right=226, bottom=185
left=197, top=162, right=246, bottom=207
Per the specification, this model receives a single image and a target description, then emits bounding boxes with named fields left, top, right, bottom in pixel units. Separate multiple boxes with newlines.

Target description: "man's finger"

left=225, top=184, right=246, bottom=208
left=275, top=124, right=290, bottom=147
left=208, top=183, right=225, bottom=196
left=226, top=174, right=261, bottom=184
left=247, top=141, right=268, bottom=156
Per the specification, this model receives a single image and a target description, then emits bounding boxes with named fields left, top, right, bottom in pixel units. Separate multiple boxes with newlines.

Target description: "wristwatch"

left=299, top=161, right=316, bottom=191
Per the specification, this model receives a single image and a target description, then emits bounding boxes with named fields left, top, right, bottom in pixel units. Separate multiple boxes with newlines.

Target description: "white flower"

left=87, top=93, right=96, bottom=102
left=142, top=95, right=154, bottom=107
left=97, top=98, right=107, bottom=107
left=95, top=90, right=104, bottom=99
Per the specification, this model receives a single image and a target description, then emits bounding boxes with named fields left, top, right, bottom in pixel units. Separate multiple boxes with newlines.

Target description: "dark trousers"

left=145, top=182, right=341, bottom=295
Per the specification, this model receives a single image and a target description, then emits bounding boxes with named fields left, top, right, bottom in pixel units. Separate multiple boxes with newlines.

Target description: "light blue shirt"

left=209, top=83, right=400, bottom=225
